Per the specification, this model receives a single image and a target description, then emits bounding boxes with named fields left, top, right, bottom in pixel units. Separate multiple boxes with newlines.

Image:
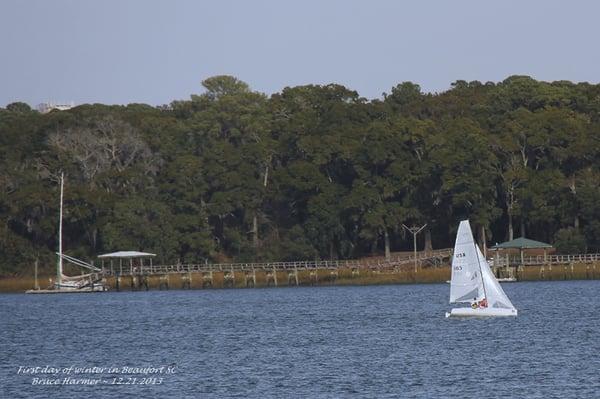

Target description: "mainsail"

left=449, top=220, right=485, bottom=303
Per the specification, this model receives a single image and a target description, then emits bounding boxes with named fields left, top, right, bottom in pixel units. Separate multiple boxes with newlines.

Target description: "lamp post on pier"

left=402, top=224, right=427, bottom=273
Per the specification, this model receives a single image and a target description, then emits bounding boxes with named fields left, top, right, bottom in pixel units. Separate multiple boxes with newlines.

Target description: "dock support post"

left=265, top=270, right=276, bottom=287
left=182, top=273, right=191, bottom=289
left=245, top=270, right=255, bottom=288
left=329, top=270, right=338, bottom=284
left=273, top=266, right=278, bottom=287
left=309, top=269, right=318, bottom=285
left=224, top=270, right=235, bottom=288
left=295, top=265, right=299, bottom=286
left=202, top=271, right=213, bottom=288
left=586, top=265, right=591, bottom=280
left=159, top=274, right=169, bottom=290
left=570, top=262, right=574, bottom=279
left=517, top=264, right=524, bottom=281
left=288, top=269, right=299, bottom=286
left=137, top=274, right=145, bottom=290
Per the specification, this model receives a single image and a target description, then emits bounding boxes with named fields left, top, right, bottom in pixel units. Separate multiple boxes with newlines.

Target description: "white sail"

left=61, top=273, right=96, bottom=281
left=476, top=245, right=516, bottom=310
left=449, top=220, right=485, bottom=304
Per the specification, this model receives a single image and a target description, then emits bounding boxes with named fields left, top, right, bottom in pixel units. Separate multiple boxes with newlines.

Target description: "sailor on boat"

left=470, top=298, right=488, bottom=309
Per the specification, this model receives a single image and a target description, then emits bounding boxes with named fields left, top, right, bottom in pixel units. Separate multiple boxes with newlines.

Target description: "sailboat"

left=26, top=173, right=107, bottom=294
left=445, top=220, right=517, bottom=318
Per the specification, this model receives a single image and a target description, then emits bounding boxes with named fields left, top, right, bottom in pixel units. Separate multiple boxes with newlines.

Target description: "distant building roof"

left=37, top=101, right=75, bottom=114
left=491, top=237, right=553, bottom=249
left=98, top=251, right=156, bottom=258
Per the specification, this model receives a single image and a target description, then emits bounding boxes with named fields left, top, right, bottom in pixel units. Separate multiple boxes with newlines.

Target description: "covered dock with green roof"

left=491, top=237, right=554, bottom=266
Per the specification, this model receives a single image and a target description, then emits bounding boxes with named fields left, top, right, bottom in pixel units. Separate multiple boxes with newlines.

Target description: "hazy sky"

left=1, top=0, right=599, bottom=107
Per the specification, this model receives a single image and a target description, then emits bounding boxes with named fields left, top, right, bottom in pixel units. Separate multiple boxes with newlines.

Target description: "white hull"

left=446, top=277, right=516, bottom=283
left=445, top=307, right=517, bottom=318
left=55, top=283, right=108, bottom=291
left=26, top=283, right=108, bottom=294
left=25, top=287, right=108, bottom=294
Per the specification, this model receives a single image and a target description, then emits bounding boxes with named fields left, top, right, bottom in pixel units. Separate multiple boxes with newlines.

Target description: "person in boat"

left=471, top=298, right=488, bottom=309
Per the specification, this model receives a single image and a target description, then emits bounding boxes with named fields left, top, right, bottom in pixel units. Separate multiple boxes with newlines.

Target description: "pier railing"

left=101, top=250, right=600, bottom=276
left=104, top=249, right=453, bottom=276
left=490, top=253, right=600, bottom=267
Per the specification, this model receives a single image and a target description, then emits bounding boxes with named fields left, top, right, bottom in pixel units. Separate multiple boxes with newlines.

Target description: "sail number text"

left=454, top=252, right=466, bottom=271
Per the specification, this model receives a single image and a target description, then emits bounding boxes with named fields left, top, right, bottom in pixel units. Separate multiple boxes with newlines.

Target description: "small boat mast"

left=57, top=172, right=64, bottom=287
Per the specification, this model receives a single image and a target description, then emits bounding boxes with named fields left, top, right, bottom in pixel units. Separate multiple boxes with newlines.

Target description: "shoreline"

left=2, top=262, right=599, bottom=293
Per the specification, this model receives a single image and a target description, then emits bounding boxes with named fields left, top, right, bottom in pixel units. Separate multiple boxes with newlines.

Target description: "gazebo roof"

left=491, top=237, right=553, bottom=250
left=98, top=251, right=156, bottom=259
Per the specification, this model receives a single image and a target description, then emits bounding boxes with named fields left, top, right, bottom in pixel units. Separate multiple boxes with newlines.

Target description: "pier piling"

left=265, top=270, right=276, bottom=287
left=202, top=271, right=213, bottom=288
left=309, top=270, right=318, bottom=285
left=287, top=270, right=299, bottom=286
left=159, top=274, right=169, bottom=290
left=181, top=273, right=192, bottom=289
left=329, top=270, right=338, bottom=284
left=223, top=271, right=235, bottom=288
left=245, top=270, right=256, bottom=288
left=88, top=249, right=600, bottom=291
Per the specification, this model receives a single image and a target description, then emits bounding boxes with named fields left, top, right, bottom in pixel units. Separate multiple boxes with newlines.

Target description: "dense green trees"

left=2, top=75, right=600, bottom=275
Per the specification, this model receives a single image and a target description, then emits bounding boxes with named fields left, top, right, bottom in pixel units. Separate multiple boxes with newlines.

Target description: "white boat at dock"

left=25, top=173, right=108, bottom=294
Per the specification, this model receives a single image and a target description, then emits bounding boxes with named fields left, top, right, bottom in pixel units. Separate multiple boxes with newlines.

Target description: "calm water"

left=1, top=281, right=599, bottom=398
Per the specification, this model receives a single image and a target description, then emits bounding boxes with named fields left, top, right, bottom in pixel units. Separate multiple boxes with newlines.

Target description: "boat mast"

left=57, top=172, right=64, bottom=286
left=473, top=240, right=487, bottom=300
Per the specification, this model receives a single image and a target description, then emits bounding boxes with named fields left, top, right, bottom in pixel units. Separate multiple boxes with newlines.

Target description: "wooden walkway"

left=103, top=249, right=453, bottom=277
left=102, top=250, right=600, bottom=277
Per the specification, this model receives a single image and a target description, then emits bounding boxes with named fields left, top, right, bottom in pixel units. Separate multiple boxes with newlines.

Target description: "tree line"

left=1, top=75, right=600, bottom=275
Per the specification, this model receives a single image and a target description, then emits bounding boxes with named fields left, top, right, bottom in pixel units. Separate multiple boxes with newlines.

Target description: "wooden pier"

left=14, top=251, right=600, bottom=293
left=100, top=249, right=453, bottom=290
left=103, top=249, right=453, bottom=278
left=490, top=253, right=600, bottom=267
left=94, top=250, right=600, bottom=290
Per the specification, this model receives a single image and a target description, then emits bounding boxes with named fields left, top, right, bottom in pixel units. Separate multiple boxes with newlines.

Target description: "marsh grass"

left=0, top=277, right=45, bottom=292
left=3, top=263, right=599, bottom=292
left=519, top=262, right=600, bottom=281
